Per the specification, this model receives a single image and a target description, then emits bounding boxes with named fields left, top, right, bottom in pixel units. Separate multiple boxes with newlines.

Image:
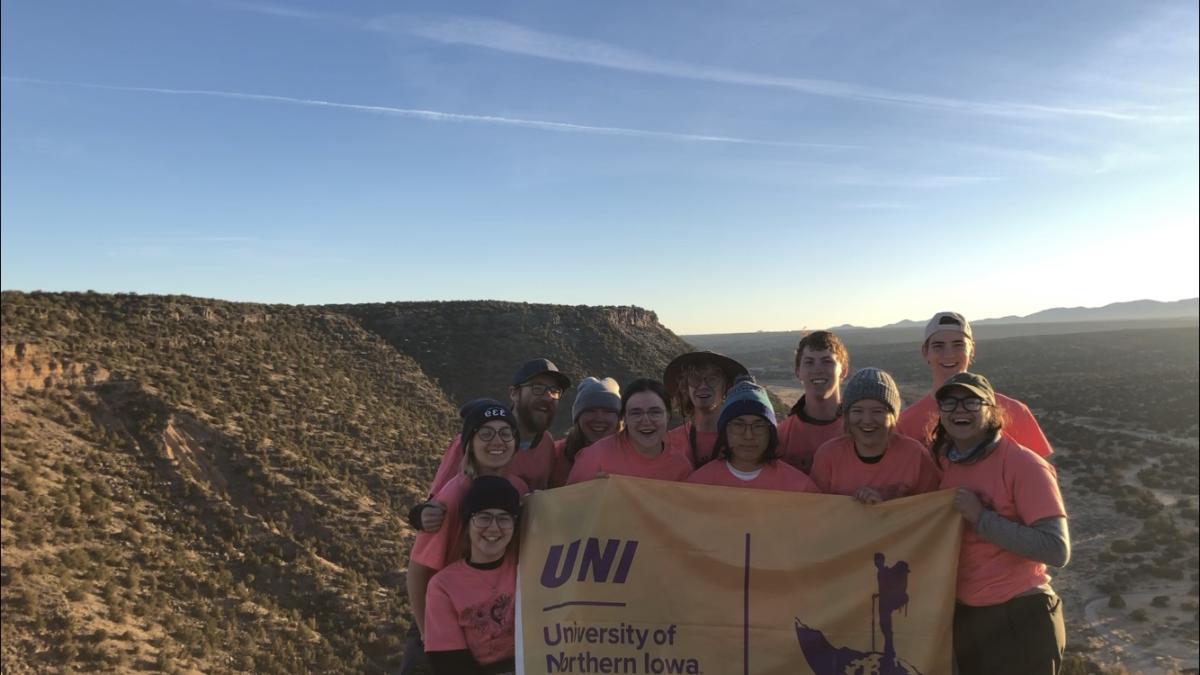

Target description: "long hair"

left=454, top=512, right=521, bottom=564
left=560, top=418, right=623, bottom=467
left=929, top=404, right=1010, bottom=462
left=460, top=429, right=516, bottom=478
left=671, top=364, right=731, bottom=419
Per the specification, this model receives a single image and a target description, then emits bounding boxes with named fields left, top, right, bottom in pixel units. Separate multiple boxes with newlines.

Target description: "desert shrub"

left=1151, top=595, right=1171, bottom=608
left=1108, top=594, right=1126, bottom=609
left=1129, top=609, right=1149, bottom=622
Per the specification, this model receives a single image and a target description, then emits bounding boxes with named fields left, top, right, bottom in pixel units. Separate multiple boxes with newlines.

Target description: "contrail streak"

left=2, top=76, right=850, bottom=149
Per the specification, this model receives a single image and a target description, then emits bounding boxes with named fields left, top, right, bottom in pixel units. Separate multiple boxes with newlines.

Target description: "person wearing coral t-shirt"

left=404, top=401, right=528, bottom=675
left=687, top=375, right=819, bottom=492
left=932, top=372, right=1069, bottom=674
left=896, top=312, right=1052, bottom=457
left=549, top=376, right=622, bottom=488
left=406, top=359, right=569, bottom=558
left=425, top=358, right=572, bottom=498
left=425, top=476, right=522, bottom=675
left=810, top=368, right=940, bottom=502
left=566, top=378, right=693, bottom=484
left=662, top=351, right=748, bottom=468
left=777, top=330, right=850, bottom=475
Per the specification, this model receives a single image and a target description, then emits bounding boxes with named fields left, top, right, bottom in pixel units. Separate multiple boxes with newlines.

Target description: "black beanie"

left=460, top=399, right=520, bottom=448
left=461, top=475, right=521, bottom=518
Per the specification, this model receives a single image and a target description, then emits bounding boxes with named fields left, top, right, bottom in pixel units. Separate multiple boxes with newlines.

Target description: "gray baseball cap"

left=923, top=311, right=973, bottom=344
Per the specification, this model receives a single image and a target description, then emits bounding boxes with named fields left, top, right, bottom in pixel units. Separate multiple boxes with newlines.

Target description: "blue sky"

left=2, top=0, right=1197, bottom=334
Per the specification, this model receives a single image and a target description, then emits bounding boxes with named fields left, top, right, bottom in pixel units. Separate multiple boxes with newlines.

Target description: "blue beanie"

left=717, top=375, right=777, bottom=436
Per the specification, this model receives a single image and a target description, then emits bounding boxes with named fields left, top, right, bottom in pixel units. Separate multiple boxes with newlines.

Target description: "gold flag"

left=517, top=475, right=962, bottom=675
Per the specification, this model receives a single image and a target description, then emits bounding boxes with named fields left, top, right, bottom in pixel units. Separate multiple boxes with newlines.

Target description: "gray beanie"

left=842, top=368, right=902, bottom=415
left=572, top=377, right=621, bottom=420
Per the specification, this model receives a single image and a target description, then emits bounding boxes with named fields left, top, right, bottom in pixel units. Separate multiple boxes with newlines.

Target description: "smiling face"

left=937, top=385, right=992, bottom=448
left=623, top=391, right=668, bottom=455
left=470, top=420, right=517, bottom=474
left=468, top=507, right=515, bottom=563
left=510, top=373, right=562, bottom=434
left=845, top=399, right=895, bottom=452
left=684, top=364, right=727, bottom=414
left=794, top=347, right=846, bottom=399
left=923, top=330, right=974, bottom=383
left=577, top=408, right=619, bottom=445
left=725, top=414, right=771, bottom=469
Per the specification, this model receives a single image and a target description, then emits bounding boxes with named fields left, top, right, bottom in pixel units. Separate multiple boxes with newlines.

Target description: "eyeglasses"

left=476, top=427, right=515, bottom=442
left=727, top=420, right=771, bottom=436
left=937, top=396, right=987, bottom=413
left=625, top=408, right=667, bottom=423
left=684, top=371, right=725, bottom=388
left=470, top=512, right=516, bottom=529
left=522, top=384, right=563, bottom=399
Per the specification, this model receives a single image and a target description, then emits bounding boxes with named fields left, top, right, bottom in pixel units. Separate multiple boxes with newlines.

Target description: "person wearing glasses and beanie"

left=662, top=351, right=749, bottom=468
left=810, top=368, right=940, bottom=502
left=549, top=376, right=622, bottom=488
left=423, top=358, right=571, bottom=503
left=932, top=372, right=1069, bottom=674
left=424, top=475, right=522, bottom=675
left=897, top=312, right=1052, bottom=457
left=404, top=401, right=528, bottom=674
left=686, top=375, right=819, bottom=492
left=566, top=378, right=693, bottom=484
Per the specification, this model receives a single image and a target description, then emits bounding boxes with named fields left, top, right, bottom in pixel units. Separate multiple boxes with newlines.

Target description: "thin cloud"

left=117, top=236, right=258, bottom=243
left=1, top=76, right=845, bottom=149
left=837, top=202, right=914, bottom=210
left=823, top=174, right=999, bottom=189
left=376, top=15, right=1186, bottom=123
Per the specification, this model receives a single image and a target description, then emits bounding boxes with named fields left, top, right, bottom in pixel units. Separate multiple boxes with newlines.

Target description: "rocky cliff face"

left=0, top=291, right=696, bottom=673
left=336, top=300, right=694, bottom=432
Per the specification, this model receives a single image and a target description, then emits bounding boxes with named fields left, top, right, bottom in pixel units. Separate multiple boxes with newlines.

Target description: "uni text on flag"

left=517, top=475, right=963, bottom=675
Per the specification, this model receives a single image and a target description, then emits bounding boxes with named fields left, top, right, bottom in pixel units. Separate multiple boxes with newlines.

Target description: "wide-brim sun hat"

left=663, top=351, right=749, bottom=399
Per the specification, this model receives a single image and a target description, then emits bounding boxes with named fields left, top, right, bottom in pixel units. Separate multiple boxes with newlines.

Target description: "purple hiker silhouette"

left=794, top=552, right=922, bottom=675
left=874, top=552, right=910, bottom=666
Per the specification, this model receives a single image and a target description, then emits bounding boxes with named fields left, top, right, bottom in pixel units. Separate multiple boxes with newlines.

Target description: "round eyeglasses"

left=937, top=396, right=987, bottom=413
left=470, top=512, right=516, bottom=530
left=522, top=384, right=563, bottom=399
left=476, top=427, right=515, bottom=442
left=727, top=420, right=771, bottom=436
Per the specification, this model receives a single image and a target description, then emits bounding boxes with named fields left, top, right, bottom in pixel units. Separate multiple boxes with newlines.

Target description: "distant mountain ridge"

left=878, top=297, right=1198, bottom=330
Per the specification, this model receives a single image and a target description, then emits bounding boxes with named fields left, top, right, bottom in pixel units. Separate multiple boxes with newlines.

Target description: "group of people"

left=401, top=311, right=1070, bottom=675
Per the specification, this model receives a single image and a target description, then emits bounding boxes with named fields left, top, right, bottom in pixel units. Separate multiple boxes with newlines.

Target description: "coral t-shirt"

left=566, top=432, right=694, bottom=485
left=665, top=422, right=720, bottom=467
left=424, top=554, right=517, bottom=666
left=897, top=392, right=1053, bottom=457
left=939, top=436, right=1067, bottom=606
left=777, top=399, right=843, bottom=475
left=428, top=431, right=558, bottom=495
left=810, top=434, right=941, bottom=499
left=686, top=459, right=820, bottom=492
left=548, top=437, right=571, bottom=489
left=410, top=473, right=529, bottom=571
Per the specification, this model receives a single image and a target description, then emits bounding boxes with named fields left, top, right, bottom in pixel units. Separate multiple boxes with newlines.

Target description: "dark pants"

left=398, top=624, right=428, bottom=675
left=954, top=593, right=1065, bottom=675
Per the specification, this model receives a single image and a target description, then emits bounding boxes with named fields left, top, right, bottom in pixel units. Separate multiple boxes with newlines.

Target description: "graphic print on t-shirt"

left=460, top=592, right=514, bottom=656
